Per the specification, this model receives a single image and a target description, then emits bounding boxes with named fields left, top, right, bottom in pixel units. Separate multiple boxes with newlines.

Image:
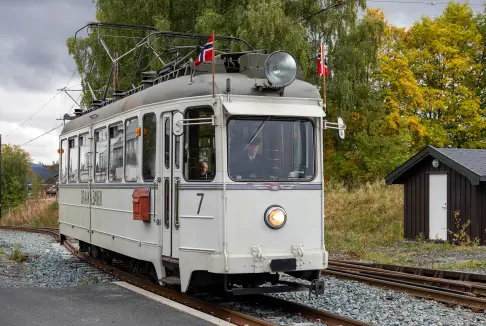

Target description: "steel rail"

left=0, top=226, right=59, bottom=239
left=329, top=261, right=486, bottom=297
left=333, top=259, right=486, bottom=283
left=323, top=268, right=486, bottom=311
left=0, top=226, right=369, bottom=326
left=253, top=295, right=371, bottom=326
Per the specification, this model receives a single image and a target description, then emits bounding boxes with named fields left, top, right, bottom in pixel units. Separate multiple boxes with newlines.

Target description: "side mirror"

left=173, top=112, right=184, bottom=136
left=337, top=117, right=345, bottom=140
left=324, top=116, right=346, bottom=140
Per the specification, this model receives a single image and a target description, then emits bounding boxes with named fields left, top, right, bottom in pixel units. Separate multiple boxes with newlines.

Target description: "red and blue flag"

left=317, top=43, right=328, bottom=77
left=195, top=32, right=214, bottom=67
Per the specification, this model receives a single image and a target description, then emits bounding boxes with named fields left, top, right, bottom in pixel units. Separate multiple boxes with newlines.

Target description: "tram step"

left=161, top=276, right=181, bottom=286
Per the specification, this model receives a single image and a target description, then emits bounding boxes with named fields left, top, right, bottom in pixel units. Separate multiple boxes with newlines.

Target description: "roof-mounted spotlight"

left=264, top=51, right=297, bottom=88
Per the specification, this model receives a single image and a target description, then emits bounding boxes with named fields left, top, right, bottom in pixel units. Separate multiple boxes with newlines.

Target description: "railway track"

left=326, top=260, right=486, bottom=311
left=0, top=226, right=369, bottom=326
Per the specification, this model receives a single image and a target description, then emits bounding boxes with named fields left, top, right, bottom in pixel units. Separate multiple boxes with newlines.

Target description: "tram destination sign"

left=81, top=189, right=102, bottom=206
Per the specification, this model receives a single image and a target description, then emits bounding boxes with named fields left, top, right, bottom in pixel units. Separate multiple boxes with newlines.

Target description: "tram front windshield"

left=228, top=117, right=315, bottom=182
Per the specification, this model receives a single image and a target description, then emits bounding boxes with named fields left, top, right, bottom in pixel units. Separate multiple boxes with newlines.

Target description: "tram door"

left=161, top=111, right=182, bottom=259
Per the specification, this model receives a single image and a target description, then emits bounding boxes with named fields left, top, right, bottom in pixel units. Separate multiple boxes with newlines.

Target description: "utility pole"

left=0, top=133, right=2, bottom=219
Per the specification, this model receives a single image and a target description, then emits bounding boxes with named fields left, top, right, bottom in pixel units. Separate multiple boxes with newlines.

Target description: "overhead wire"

left=19, top=124, right=64, bottom=147
left=20, top=87, right=82, bottom=148
left=7, top=69, right=76, bottom=137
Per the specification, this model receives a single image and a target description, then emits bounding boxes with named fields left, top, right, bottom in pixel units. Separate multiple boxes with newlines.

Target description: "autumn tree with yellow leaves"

left=379, top=3, right=486, bottom=150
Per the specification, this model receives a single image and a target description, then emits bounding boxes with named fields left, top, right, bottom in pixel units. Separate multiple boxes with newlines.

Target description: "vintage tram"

left=57, top=24, right=345, bottom=296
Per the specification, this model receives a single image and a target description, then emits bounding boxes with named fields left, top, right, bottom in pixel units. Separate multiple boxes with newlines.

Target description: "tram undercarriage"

left=76, top=240, right=324, bottom=296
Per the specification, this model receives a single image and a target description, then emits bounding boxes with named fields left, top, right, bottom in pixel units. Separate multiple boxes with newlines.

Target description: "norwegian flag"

left=195, top=32, right=214, bottom=67
left=317, top=43, right=328, bottom=77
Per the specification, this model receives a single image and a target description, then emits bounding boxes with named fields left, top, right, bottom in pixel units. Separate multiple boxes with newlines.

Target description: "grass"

left=431, top=260, right=486, bottom=269
left=9, top=244, right=26, bottom=262
left=0, top=248, right=4, bottom=255
left=324, top=180, right=404, bottom=258
left=324, top=180, right=486, bottom=268
left=77, top=275, right=101, bottom=286
left=0, top=197, right=58, bottom=228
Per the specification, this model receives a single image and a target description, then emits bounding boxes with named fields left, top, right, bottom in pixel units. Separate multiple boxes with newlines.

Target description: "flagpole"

left=322, top=43, right=326, bottom=113
left=212, top=31, right=215, bottom=98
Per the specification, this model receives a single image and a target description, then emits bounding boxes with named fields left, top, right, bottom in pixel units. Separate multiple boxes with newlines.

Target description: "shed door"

left=429, top=174, right=448, bottom=240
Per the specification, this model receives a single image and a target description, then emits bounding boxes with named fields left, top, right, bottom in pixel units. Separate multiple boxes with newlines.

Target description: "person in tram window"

left=231, top=136, right=270, bottom=179
left=199, top=161, right=214, bottom=180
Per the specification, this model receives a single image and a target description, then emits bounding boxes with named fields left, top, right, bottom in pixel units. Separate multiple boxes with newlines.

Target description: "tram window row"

left=59, top=106, right=216, bottom=184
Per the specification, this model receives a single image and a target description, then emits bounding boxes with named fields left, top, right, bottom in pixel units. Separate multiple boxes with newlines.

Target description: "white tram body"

left=58, top=45, right=344, bottom=295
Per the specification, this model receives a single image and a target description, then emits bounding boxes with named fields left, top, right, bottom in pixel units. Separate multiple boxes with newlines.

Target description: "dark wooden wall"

left=476, top=185, right=486, bottom=243
left=401, top=156, right=485, bottom=243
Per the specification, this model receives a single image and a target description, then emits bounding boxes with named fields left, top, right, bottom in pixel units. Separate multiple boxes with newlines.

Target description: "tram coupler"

left=309, top=279, right=325, bottom=299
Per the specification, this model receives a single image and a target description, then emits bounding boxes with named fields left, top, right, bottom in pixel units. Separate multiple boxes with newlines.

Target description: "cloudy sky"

left=0, top=0, right=483, bottom=164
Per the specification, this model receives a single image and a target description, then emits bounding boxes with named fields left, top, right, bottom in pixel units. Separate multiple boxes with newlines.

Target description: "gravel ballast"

left=269, top=274, right=486, bottom=326
left=0, top=230, right=116, bottom=288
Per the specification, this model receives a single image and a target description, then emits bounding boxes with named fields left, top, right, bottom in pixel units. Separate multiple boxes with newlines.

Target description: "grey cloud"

left=0, top=0, right=96, bottom=92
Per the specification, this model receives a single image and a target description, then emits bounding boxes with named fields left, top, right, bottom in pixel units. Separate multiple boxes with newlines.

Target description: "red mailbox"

left=132, top=188, right=150, bottom=221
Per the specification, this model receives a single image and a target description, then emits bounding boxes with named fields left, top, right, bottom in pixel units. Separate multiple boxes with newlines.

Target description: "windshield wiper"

left=243, top=116, right=271, bottom=151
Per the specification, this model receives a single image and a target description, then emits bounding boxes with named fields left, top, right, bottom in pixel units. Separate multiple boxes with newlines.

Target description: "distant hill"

left=31, top=163, right=58, bottom=184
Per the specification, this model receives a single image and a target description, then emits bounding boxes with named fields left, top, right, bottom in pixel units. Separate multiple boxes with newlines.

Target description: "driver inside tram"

left=230, top=136, right=271, bottom=179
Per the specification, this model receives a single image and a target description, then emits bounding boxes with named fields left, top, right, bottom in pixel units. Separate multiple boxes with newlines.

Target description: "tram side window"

left=79, top=133, right=90, bottom=183
left=60, top=139, right=67, bottom=183
left=142, top=113, right=156, bottom=181
left=68, top=138, right=78, bottom=183
left=183, top=107, right=215, bottom=181
left=164, top=118, right=170, bottom=169
left=95, top=128, right=108, bottom=183
left=125, top=117, right=139, bottom=182
left=109, top=123, right=124, bottom=182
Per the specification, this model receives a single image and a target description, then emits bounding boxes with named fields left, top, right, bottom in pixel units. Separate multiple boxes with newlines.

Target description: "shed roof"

left=385, top=145, right=486, bottom=185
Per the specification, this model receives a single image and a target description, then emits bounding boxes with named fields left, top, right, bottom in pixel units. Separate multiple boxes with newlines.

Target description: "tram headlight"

left=264, top=206, right=287, bottom=229
left=264, top=51, right=297, bottom=87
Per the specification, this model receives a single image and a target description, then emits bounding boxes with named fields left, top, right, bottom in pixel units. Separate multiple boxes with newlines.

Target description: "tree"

left=396, top=3, right=485, bottom=148
left=1, top=144, right=32, bottom=212
left=475, top=8, right=486, bottom=121
left=66, top=1, right=486, bottom=185
left=323, top=9, right=411, bottom=185
left=67, top=0, right=366, bottom=109
left=31, top=174, right=43, bottom=198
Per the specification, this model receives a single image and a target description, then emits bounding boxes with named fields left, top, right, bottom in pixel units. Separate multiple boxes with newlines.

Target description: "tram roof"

left=60, top=73, right=321, bottom=135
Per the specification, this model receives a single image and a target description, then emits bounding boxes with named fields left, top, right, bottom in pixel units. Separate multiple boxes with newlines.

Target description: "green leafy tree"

left=1, top=144, right=32, bottom=213
left=67, top=0, right=367, bottom=109
left=31, top=174, right=43, bottom=198
left=323, top=9, right=411, bottom=185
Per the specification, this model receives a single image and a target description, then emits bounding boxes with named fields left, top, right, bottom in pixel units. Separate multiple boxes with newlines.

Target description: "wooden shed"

left=385, top=146, right=486, bottom=243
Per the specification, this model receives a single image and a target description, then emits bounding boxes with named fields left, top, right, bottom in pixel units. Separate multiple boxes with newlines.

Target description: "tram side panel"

left=177, top=187, right=223, bottom=291
left=89, top=187, right=161, bottom=265
left=59, top=186, right=91, bottom=244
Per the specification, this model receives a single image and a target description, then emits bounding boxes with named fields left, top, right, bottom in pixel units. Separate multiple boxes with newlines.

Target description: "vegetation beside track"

left=0, top=197, right=58, bottom=228
left=325, top=181, right=404, bottom=258
left=325, top=181, right=486, bottom=269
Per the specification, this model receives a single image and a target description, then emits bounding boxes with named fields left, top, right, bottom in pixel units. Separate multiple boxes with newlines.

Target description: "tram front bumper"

left=206, top=248, right=327, bottom=274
